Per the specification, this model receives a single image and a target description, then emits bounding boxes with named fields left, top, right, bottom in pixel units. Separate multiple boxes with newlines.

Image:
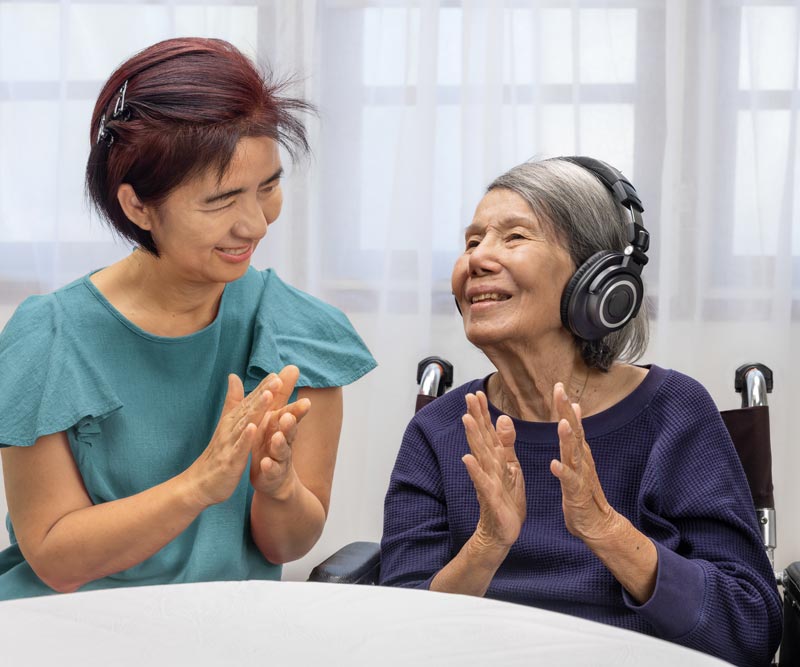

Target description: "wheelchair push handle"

left=415, top=357, right=454, bottom=413
left=734, top=363, right=773, bottom=408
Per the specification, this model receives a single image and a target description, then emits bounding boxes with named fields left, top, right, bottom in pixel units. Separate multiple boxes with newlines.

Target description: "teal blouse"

left=0, top=267, right=376, bottom=600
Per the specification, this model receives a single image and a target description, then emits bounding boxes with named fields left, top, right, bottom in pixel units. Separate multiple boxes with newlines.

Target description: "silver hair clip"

left=112, top=80, right=130, bottom=120
left=96, top=80, right=131, bottom=147
left=96, top=113, right=114, bottom=147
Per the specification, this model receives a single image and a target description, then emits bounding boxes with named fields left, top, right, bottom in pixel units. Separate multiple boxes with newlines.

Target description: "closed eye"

left=208, top=200, right=235, bottom=212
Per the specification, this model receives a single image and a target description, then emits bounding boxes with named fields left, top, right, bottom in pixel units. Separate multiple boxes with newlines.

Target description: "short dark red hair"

left=86, top=37, right=313, bottom=255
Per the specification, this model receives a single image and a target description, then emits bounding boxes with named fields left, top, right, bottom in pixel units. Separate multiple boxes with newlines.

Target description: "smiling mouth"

left=216, top=246, right=250, bottom=256
left=470, top=292, right=511, bottom=304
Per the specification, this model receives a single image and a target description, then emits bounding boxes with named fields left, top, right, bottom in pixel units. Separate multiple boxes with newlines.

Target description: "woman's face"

left=451, top=188, right=575, bottom=349
left=144, top=136, right=283, bottom=285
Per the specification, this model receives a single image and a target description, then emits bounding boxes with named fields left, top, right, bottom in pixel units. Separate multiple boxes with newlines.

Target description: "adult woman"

left=0, top=38, right=375, bottom=600
left=379, top=157, right=781, bottom=666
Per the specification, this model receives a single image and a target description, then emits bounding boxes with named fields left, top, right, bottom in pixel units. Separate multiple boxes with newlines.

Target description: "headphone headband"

left=559, top=156, right=649, bottom=265
left=557, top=155, right=650, bottom=341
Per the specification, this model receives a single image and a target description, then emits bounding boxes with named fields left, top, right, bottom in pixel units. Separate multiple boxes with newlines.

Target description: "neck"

left=93, top=250, right=226, bottom=336
left=126, top=250, right=225, bottom=314
left=483, top=336, right=593, bottom=422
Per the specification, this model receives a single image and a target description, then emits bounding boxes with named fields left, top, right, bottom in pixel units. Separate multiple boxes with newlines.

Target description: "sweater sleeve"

left=379, top=414, right=453, bottom=590
left=627, top=372, right=781, bottom=667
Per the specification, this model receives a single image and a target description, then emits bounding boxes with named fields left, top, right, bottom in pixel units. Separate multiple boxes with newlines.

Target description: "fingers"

left=274, top=412, right=298, bottom=453
left=462, top=391, right=519, bottom=480
left=271, top=365, right=300, bottom=408
left=550, top=383, right=584, bottom=469
left=462, top=393, right=500, bottom=474
left=257, top=429, right=292, bottom=480
left=495, top=415, right=519, bottom=463
left=553, top=383, right=582, bottom=434
left=550, top=382, right=606, bottom=503
left=257, top=396, right=310, bottom=438
left=462, top=453, right=491, bottom=491
left=221, top=374, right=245, bottom=414
left=223, top=376, right=278, bottom=433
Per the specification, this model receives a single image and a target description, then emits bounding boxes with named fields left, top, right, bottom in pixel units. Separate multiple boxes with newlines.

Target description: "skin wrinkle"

left=432, top=186, right=657, bottom=606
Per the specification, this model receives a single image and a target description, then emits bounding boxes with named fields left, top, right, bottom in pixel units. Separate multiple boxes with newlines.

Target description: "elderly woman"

left=379, top=157, right=781, bottom=667
left=0, top=38, right=375, bottom=600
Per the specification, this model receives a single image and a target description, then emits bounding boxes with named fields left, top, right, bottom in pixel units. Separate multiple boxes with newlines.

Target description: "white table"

left=0, top=580, right=730, bottom=666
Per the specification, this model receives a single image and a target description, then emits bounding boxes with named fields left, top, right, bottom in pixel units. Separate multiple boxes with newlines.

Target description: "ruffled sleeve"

left=0, top=294, right=122, bottom=448
left=244, top=270, right=377, bottom=392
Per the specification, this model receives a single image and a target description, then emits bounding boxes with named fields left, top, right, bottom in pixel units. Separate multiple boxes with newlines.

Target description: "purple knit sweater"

left=380, top=365, right=781, bottom=667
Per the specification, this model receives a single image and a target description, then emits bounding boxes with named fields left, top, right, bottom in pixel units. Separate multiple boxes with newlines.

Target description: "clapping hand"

left=187, top=366, right=310, bottom=507
left=188, top=371, right=282, bottom=507
left=249, top=365, right=311, bottom=497
left=550, top=382, right=617, bottom=541
left=461, top=391, right=526, bottom=549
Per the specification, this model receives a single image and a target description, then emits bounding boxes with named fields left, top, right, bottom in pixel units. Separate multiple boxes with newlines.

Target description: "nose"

left=233, top=197, right=268, bottom=241
left=467, top=236, right=501, bottom=276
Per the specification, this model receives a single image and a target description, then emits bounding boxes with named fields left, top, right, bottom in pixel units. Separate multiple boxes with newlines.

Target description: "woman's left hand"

left=549, top=382, right=619, bottom=542
left=249, top=365, right=311, bottom=498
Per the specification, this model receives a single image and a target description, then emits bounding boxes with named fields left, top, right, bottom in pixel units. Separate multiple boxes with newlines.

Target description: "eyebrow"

left=463, top=216, right=534, bottom=237
left=202, top=166, right=284, bottom=205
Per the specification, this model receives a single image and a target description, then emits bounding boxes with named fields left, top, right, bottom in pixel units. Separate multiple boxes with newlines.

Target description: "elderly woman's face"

left=451, top=188, right=575, bottom=349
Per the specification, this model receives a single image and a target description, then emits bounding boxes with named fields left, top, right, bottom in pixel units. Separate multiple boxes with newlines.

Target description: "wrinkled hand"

left=188, top=371, right=282, bottom=507
left=249, top=365, right=311, bottom=498
left=550, top=382, right=617, bottom=541
left=462, top=391, right=526, bottom=549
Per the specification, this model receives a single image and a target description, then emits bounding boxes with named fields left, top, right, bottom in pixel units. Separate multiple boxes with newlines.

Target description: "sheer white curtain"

left=0, top=0, right=798, bottom=580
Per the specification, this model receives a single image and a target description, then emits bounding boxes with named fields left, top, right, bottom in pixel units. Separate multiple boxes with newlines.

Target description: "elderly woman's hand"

left=549, top=382, right=618, bottom=541
left=462, top=391, right=526, bottom=549
left=249, top=365, right=311, bottom=498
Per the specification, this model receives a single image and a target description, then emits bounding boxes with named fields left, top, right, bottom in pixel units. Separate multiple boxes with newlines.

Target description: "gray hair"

left=487, top=158, right=649, bottom=371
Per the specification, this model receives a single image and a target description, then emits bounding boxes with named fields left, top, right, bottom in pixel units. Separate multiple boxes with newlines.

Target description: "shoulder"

left=243, top=268, right=376, bottom=389
left=636, top=366, right=736, bottom=473
left=239, top=267, right=350, bottom=327
left=260, top=269, right=346, bottom=318
left=0, top=275, right=122, bottom=447
left=406, top=378, right=482, bottom=441
left=0, top=277, right=88, bottom=344
left=645, top=365, right=721, bottom=422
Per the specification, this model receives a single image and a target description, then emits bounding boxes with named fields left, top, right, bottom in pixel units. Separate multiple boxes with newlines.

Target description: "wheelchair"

left=309, top=358, right=800, bottom=666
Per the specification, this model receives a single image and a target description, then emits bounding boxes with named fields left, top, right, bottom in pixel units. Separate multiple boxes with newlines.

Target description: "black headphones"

left=558, top=156, right=649, bottom=341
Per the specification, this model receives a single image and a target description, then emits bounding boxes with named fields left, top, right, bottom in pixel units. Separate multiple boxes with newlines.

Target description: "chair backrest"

left=720, top=405, right=774, bottom=509
left=718, top=363, right=776, bottom=568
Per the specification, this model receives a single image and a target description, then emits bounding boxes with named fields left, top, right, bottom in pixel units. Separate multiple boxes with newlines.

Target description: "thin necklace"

left=573, top=367, right=591, bottom=405
left=496, top=368, right=591, bottom=418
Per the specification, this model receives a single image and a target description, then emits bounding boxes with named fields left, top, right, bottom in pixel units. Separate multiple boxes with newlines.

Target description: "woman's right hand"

left=462, top=391, right=526, bottom=549
left=185, top=372, right=282, bottom=507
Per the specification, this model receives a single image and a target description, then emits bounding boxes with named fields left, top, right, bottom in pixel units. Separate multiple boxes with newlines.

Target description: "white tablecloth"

left=0, top=580, right=731, bottom=666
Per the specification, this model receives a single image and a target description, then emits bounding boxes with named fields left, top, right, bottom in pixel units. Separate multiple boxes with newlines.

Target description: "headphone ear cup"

left=562, top=251, right=643, bottom=341
left=561, top=251, right=613, bottom=336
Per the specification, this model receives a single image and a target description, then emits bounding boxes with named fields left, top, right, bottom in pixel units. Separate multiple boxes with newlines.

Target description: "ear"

left=117, top=184, right=153, bottom=231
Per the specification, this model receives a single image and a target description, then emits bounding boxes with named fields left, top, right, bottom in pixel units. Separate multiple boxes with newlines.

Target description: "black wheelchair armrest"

left=780, top=561, right=800, bottom=666
left=307, top=541, right=381, bottom=585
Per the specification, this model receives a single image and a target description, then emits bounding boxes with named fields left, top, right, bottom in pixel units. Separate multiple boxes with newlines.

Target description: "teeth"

left=218, top=247, right=248, bottom=255
left=471, top=292, right=509, bottom=304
